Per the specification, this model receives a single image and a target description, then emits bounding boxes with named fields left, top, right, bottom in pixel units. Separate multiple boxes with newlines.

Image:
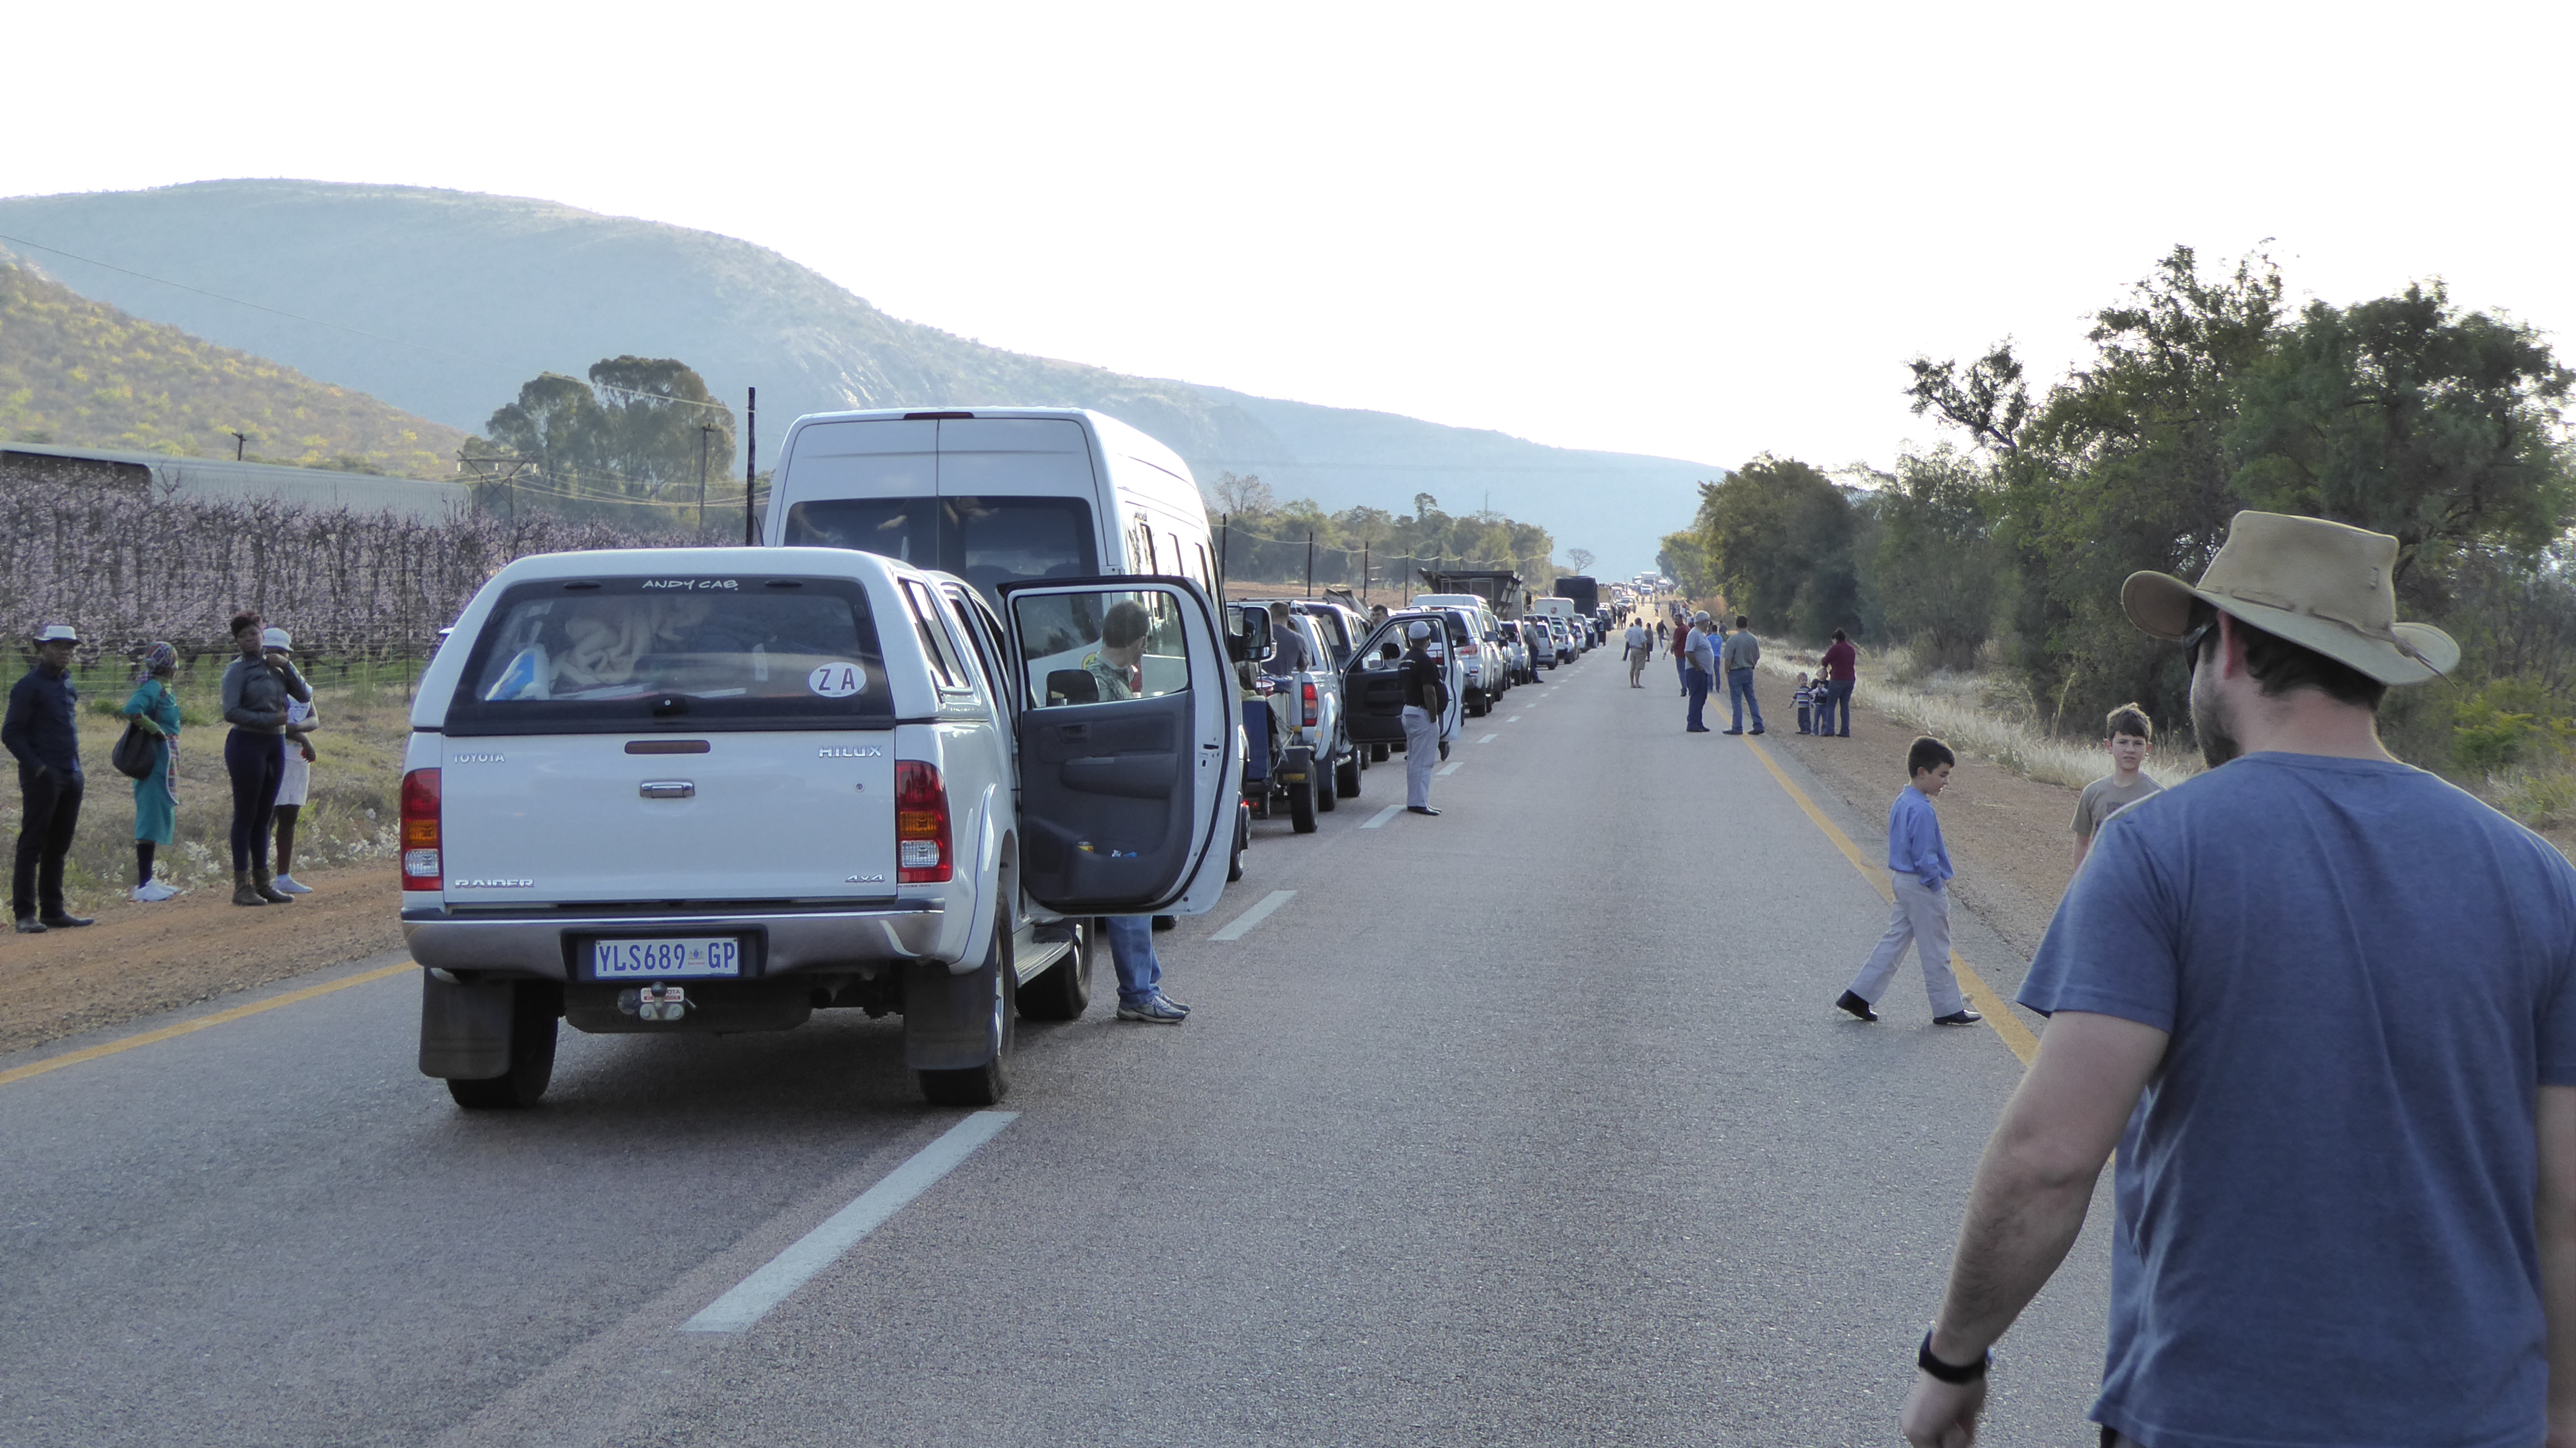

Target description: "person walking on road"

left=121, top=640, right=185, bottom=902
left=264, top=629, right=321, bottom=894
left=1835, top=736, right=1976, bottom=1028
left=1683, top=612, right=1717, bottom=732
left=219, top=611, right=310, bottom=907
left=6, top=624, right=92, bottom=932
left=1399, top=621, right=1445, bottom=816
left=1896, top=511, right=2576, bottom=1448
left=1719, top=615, right=1766, bottom=735
left=1623, top=617, right=1650, bottom=687
left=1818, top=628, right=1857, bottom=737
left=1670, top=614, right=1689, bottom=693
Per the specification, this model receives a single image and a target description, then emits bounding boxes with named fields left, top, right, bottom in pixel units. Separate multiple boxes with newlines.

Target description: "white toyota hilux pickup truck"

left=401, top=547, right=1240, bottom=1109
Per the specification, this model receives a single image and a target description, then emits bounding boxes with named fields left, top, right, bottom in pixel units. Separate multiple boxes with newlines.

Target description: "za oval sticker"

left=807, top=662, right=867, bottom=698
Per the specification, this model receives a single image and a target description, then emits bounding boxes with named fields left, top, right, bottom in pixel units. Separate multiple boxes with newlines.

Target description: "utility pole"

left=1305, top=531, right=1314, bottom=598
left=743, top=387, right=757, bottom=547
left=1221, top=513, right=1231, bottom=581
left=1362, top=542, right=1370, bottom=607
left=697, top=424, right=715, bottom=538
left=230, top=430, right=249, bottom=462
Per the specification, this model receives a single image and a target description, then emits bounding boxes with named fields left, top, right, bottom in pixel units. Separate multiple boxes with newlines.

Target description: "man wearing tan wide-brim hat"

left=1901, top=511, right=2576, bottom=1448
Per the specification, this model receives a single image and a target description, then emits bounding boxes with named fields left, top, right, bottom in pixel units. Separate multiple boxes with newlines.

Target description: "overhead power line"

left=0, top=230, right=732, bottom=415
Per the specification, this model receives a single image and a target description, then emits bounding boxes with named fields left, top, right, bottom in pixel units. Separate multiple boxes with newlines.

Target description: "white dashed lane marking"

left=1361, top=805, right=1402, bottom=829
left=1477, top=733, right=1497, bottom=743
left=1211, top=890, right=1297, bottom=941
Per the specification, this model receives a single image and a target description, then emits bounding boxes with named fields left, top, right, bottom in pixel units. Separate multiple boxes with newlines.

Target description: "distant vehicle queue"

left=396, top=403, right=1647, bottom=1110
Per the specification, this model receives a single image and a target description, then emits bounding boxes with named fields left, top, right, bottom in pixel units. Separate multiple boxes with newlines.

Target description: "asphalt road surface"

left=0, top=646, right=2113, bottom=1446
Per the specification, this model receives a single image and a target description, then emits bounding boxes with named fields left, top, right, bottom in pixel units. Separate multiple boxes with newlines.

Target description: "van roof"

left=783, top=406, right=1193, bottom=488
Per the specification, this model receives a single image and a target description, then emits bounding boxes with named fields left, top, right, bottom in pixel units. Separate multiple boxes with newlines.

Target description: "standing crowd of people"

left=6, top=611, right=329, bottom=931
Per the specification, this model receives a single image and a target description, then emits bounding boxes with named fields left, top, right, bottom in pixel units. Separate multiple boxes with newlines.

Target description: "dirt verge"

left=0, top=863, right=400, bottom=1056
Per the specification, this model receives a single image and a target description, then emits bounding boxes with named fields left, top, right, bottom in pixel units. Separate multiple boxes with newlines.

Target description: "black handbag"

left=110, top=721, right=161, bottom=780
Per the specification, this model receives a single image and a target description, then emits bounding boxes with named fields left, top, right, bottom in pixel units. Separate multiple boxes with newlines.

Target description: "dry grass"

left=1759, top=643, right=2200, bottom=792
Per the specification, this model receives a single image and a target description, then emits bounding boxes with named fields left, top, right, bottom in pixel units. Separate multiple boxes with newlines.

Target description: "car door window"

left=1013, top=589, right=1190, bottom=708
left=899, top=579, right=972, bottom=694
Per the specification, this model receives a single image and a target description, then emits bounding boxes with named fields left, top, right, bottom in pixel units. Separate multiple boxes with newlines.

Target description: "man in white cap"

left=5, top=625, right=93, bottom=931
left=1902, top=512, right=2576, bottom=1448
left=1398, top=620, right=1446, bottom=816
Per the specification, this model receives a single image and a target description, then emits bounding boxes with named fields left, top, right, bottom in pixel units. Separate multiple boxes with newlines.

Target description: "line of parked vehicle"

left=1218, top=591, right=1617, bottom=847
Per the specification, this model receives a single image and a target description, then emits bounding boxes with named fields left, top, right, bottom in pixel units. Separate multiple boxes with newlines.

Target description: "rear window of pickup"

left=442, top=575, right=896, bottom=736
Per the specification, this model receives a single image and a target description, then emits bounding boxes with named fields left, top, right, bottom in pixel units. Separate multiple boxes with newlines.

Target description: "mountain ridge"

left=0, top=179, right=1713, bottom=570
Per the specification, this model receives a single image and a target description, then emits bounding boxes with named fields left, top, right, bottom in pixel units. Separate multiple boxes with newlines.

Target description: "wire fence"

left=2, top=477, right=691, bottom=667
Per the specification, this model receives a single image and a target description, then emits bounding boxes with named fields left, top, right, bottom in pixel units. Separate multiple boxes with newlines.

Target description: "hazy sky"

left=7, top=0, right=2570, bottom=475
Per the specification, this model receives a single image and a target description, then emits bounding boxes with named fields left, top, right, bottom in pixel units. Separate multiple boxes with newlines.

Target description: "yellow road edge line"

left=1741, top=738, right=2039, bottom=1065
left=0, top=961, right=414, bottom=1088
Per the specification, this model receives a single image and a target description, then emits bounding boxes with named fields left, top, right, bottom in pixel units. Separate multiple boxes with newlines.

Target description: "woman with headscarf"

left=120, top=641, right=184, bottom=902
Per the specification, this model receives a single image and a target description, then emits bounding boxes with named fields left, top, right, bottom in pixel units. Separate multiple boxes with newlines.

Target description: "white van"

left=764, top=408, right=1219, bottom=606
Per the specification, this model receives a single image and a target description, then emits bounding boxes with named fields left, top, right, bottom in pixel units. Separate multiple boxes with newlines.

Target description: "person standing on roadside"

left=264, top=629, right=321, bottom=894
left=1400, top=620, right=1445, bottom=816
left=122, top=641, right=185, bottom=902
left=220, top=610, right=310, bottom=907
left=1897, top=512, right=2576, bottom=1448
left=1720, top=614, right=1766, bottom=735
left=1623, top=617, right=1650, bottom=688
left=1819, top=628, right=1857, bottom=738
left=6, top=624, right=92, bottom=932
left=2070, top=703, right=2159, bottom=870
left=1671, top=613, right=1689, bottom=693
left=1683, top=612, right=1717, bottom=732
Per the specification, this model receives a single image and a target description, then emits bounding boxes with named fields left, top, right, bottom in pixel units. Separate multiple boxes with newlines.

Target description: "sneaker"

left=1933, top=1009, right=1985, bottom=1027
left=1116, top=996, right=1188, bottom=1024
left=1153, top=992, right=1190, bottom=1015
left=133, top=880, right=182, bottom=902
left=273, top=874, right=314, bottom=896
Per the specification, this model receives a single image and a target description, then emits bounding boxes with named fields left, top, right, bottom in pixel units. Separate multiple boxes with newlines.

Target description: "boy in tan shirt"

left=2072, top=702, right=2160, bottom=868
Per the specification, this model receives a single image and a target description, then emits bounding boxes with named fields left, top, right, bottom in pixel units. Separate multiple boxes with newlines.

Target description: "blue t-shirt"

left=2020, top=753, right=2576, bottom=1448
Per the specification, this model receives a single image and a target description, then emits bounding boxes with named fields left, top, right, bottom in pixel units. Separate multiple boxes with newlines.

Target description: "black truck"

left=1551, top=575, right=1600, bottom=618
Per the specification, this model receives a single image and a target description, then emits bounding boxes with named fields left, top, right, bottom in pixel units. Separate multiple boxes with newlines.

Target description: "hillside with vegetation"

left=0, top=180, right=1709, bottom=569
left=0, top=251, right=468, bottom=477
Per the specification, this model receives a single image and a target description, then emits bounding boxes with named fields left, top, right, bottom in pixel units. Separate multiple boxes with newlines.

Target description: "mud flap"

left=419, top=973, right=515, bottom=1080
left=903, top=958, right=1003, bottom=1071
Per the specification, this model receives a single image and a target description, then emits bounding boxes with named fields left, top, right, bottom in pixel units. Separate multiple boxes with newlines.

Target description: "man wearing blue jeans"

left=1683, top=613, right=1716, bottom=732
left=1104, top=916, right=1187, bottom=1023
left=1720, top=615, right=1766, bottom=735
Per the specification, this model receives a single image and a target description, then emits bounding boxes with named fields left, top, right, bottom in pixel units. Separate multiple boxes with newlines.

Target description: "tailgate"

left=439, top=732, right=897, bottom=904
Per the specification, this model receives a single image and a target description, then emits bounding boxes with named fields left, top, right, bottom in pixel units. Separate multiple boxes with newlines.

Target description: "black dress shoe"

left=1835, top=990, right=1877, bottom=1022
left=1406, top=806, right=1441, bottom=816
left=1720, top=729, right=1744, bottom=736
left=1933, top=1009, right=1985, bottom=1027
left=1749, top=728, right=1765, bottom=736
left=38, top=914, right=93, bottom=928
left=13, top=917, right=44, bottom=934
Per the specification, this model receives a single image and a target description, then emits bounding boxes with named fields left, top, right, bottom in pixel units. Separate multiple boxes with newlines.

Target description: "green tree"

left=1694, top=454, right=1859, bottom=639
left=485, top=372, right=606, bottom=489
left=1865, top=446, right=2003, bottom=670
left=586, top=356, right=736, bottom=492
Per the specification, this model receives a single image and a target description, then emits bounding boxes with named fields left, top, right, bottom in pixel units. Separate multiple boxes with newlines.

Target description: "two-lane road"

left=0, top=646, right=2112, bottom=1446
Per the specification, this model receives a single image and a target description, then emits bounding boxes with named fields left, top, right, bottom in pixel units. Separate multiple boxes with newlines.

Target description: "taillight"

left=1301, top=681, right=1319, bottom=727
left=400, top=768, right=441, bottom=890
left=895, top=760, right=952, bottom=883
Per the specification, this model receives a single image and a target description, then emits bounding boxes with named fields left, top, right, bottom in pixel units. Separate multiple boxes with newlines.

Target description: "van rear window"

left=444, top=577, right=893, bottom=736
left=782, top=495, right=1096, bottom=606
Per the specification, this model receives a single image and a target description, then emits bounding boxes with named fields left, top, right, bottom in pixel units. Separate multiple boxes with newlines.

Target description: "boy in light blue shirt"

left=1835, top=736, right=1979, bottom=1025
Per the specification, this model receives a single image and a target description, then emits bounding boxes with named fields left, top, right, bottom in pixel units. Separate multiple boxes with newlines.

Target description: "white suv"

left=402, top=547, right=1239, bottom=1109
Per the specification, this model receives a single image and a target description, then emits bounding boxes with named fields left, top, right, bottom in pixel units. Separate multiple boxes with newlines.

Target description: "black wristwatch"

left=1917, top=1330, right=1990, bottom=1383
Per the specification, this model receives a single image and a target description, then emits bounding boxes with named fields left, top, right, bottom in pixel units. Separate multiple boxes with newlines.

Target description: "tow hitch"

left=618, top=985, right=692, bottom=1022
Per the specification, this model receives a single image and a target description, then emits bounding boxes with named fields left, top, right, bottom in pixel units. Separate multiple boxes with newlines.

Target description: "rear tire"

left=1335, top=751, right=1362, bottom=799
left=446, top=982, right=559, bottom=1110
left=1227, top=801, right=1249, bottom=881
left=1018, top=918, right=1093, bottom=1021
left=1316, top=755, right=1338, bottom=812
left=1289, top=776, right=1318, bottom=833
left=1371, top=742, right=1388, bottom=762
left=918, top=911, right=1015, bottom=1107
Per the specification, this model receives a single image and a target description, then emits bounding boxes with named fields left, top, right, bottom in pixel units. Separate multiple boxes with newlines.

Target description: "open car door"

left=999, top=575, right=1239, bottom=916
